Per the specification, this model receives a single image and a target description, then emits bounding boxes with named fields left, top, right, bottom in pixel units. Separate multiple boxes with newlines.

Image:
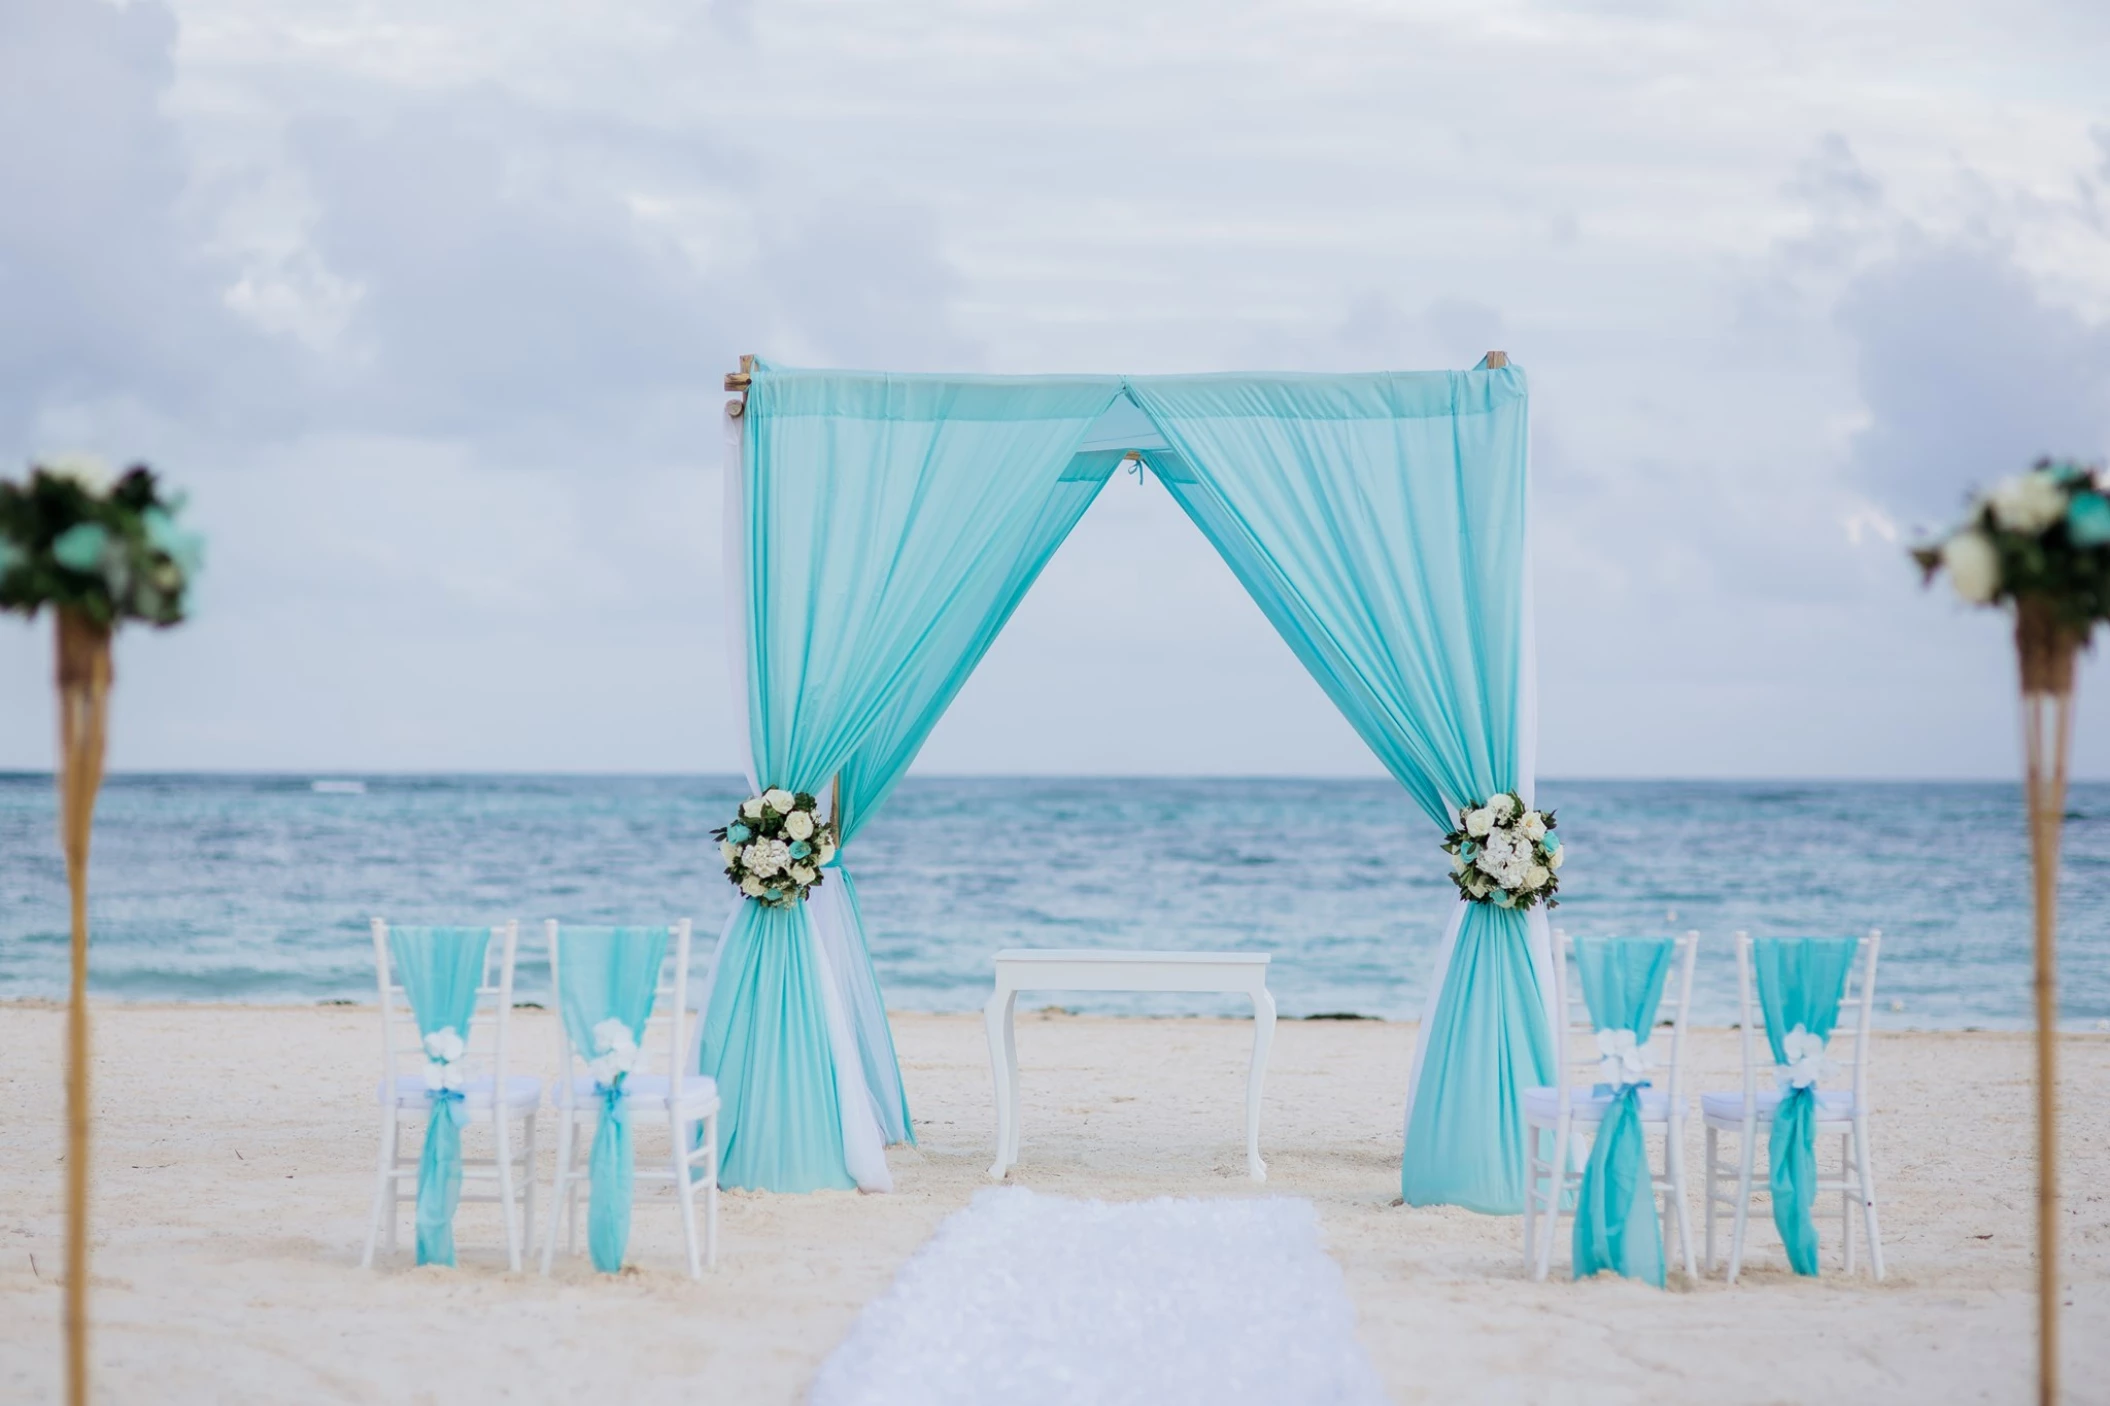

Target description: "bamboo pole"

left=55, top=609, right=112, bottom=1406
left=2018, top=597, right=2077, bottom=1406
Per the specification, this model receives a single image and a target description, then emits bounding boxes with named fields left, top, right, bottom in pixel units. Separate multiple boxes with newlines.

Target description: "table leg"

left=1247, top=985, right=1275, bottom=1181
left=985, top=987, right=1013, bottom=1179
left=1003, top=992, right=1021, bottom=1164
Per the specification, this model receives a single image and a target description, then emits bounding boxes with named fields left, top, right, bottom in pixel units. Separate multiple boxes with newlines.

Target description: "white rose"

left=423, top=1026, right=465, bottom=1064
left=720, top=839, right=739, bottom=863
left=1941, top=530, right=2000, bottom=604
left=741, top=797, right=764, bottom=819
left=790, top=864, right=817, bottom=885
left=39, top=453, right=112, bottom=495
left=763, top=787, right=796, bottom=812
left=1519, top=811, right=1546, bottom=842
left=1549, top=846, right=1565, bottom=870
left=1450, top=852, right=1467, bottom=874
left=1988, top=471, right=2067, bottom=536
left=740, top=875, right=766, bottom=897
left=1488, top=794, right=1517, bottom=821
left=818, top=839, right=837, bottom=864
left=784, top=810, right=815, bottom=841
left=1464, top=808, right=1493, bottom=838
left=1526, top=863, right=1551, bottom=890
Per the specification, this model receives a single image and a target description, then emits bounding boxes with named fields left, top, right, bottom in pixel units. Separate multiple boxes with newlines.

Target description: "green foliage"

left=0, top=460, right=202, bottom=628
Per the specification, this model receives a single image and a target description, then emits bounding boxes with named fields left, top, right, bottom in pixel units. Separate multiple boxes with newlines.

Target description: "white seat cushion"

left=1522, top=1085, right=1678, bottom=1125
left=567, top=1073, right=720, bottom=1115
left=1701, top=1088, right=1856, bottom=1124
left=381, top=1074, right=543, bottom=1110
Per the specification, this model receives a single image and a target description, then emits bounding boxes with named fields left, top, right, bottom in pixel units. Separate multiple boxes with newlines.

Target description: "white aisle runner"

left=809, top=1188, right=1388, bottom=1406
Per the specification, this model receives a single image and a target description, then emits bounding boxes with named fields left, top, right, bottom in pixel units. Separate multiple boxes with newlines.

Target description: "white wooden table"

left=983, top=949, right=1276, bottom=1182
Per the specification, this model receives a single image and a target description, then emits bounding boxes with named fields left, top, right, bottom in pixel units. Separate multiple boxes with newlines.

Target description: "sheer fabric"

left=388, top=925, right=489, bottom=1267
left=1125, top=367, right=1554, bottom=1214
left=1569, top=937, right=1675, bottom=1285
left=701, top=364, right=1125, bottom=1192
left=558, top=925, right=669, bottom=1273
left=1754, top=936, right=1859, bottom=1275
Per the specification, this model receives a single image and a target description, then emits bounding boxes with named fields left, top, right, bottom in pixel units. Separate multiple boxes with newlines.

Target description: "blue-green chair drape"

left=1754, top=936, right=1859, bottom=1275
left=389, top=925, right=489, bottom=1267
left=1569, top=937, right=1675, bottom=1285
left=559, top=925, right=669, bottom=1272
left=703, top=364, right=1126, bottom=1191
left=1125, top=364, right=1551, bottom=1214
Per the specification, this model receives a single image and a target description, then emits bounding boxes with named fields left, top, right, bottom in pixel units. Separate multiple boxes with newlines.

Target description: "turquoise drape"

left=559, top=925, right=668, bottom=1273
left=388, top=925, right=489, bottom=1268
left=1570, top=937, right=1675, bottom=1286
left=704, top=364, right=1125, bottom=1191
left=824, top=449, right=1129, bottom=1149
left=1754, top=936, right=1858, bottom=1276
left=1125, top=366, right=1550, bottom=1214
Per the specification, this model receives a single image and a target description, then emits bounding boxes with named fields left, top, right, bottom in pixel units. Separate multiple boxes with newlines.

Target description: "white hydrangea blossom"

left=422, top=1026, right=466, bottom=1093
left=743, top=838, right=792, bottom=877
left=588, top=1017, right=643, bottom=1087
left=1594, top=1029, right=1650, bottom=1089
left=1779, top=1025, right=1829, bottom=1090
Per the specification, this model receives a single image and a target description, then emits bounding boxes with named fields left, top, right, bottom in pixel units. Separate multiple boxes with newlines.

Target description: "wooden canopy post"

left=725, top=353, right=755, bottom=419
left=1483, top=351, right=1509, bottom=369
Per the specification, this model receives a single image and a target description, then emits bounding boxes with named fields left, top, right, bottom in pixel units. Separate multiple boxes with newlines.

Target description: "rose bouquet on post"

left=713, top=787, right=838, bottom=906
left=1912, top=456, right=2110, bottom=1406
left=1442, top=791, right=1561, bottom=910
left=0, top=456, right=201, bottom=1406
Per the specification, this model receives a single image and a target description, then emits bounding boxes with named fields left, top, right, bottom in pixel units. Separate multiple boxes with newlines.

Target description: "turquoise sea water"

left=1, top=774, right=2105, bottom=1029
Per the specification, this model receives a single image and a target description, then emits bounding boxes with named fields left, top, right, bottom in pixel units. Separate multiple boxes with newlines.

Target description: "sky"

left=2, top=0, right=2108, bottom=778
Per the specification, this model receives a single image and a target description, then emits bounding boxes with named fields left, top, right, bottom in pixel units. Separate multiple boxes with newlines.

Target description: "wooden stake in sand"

left=2018, top=597, right=2079, bottom=1406
left=55, top=608, right=112, bottom=1406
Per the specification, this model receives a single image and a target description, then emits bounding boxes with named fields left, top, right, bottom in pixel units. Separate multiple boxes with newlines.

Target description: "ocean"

left=1, top=774, right=2104, bottom=1029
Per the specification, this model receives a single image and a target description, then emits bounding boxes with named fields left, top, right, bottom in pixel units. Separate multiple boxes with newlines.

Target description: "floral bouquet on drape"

left=714, top=787, right=838, bottom=906
left=1912, top=455, right=2108, bottom=1405
left=1442, top=791, right=1561, bottom=909
left=1, top=456, right=200, bottom=1406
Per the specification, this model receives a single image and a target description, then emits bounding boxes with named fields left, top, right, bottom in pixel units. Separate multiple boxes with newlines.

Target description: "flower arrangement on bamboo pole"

left=0, top=456, right=201, bottom=1406
left=1912, top=456, right=2107, bottom=1406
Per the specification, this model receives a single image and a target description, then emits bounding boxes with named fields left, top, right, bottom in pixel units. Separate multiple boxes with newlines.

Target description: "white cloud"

left=3, top=0, right=2108, bottom=777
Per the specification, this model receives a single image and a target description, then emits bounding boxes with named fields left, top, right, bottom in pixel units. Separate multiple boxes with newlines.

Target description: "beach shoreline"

left=3, top=1005, right=2106, bottom=1402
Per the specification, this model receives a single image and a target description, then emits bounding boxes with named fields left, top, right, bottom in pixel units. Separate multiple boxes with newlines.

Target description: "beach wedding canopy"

left=704, top=355, right=1555, bottom=1212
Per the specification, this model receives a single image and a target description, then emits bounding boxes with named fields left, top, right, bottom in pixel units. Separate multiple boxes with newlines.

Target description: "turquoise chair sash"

left=1569, top=937, right=1675, bottom=1286
left=559, top=926, right=669, bottom=1273
left=1753, top=936, right=1859, bottom=1276
left=388, top=925, right=490, bottom=1268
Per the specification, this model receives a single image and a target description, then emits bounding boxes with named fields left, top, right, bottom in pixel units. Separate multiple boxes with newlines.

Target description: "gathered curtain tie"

left=414, top=1025, right=471, bottom=1266
left=1770, top=1023, right=1832, bottom=1276
left=586, top=1017, right=644, bottom=1273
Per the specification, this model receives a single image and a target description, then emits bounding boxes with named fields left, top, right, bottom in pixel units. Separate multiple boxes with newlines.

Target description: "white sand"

left=2, top=1003, right=2106, bottom=1403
